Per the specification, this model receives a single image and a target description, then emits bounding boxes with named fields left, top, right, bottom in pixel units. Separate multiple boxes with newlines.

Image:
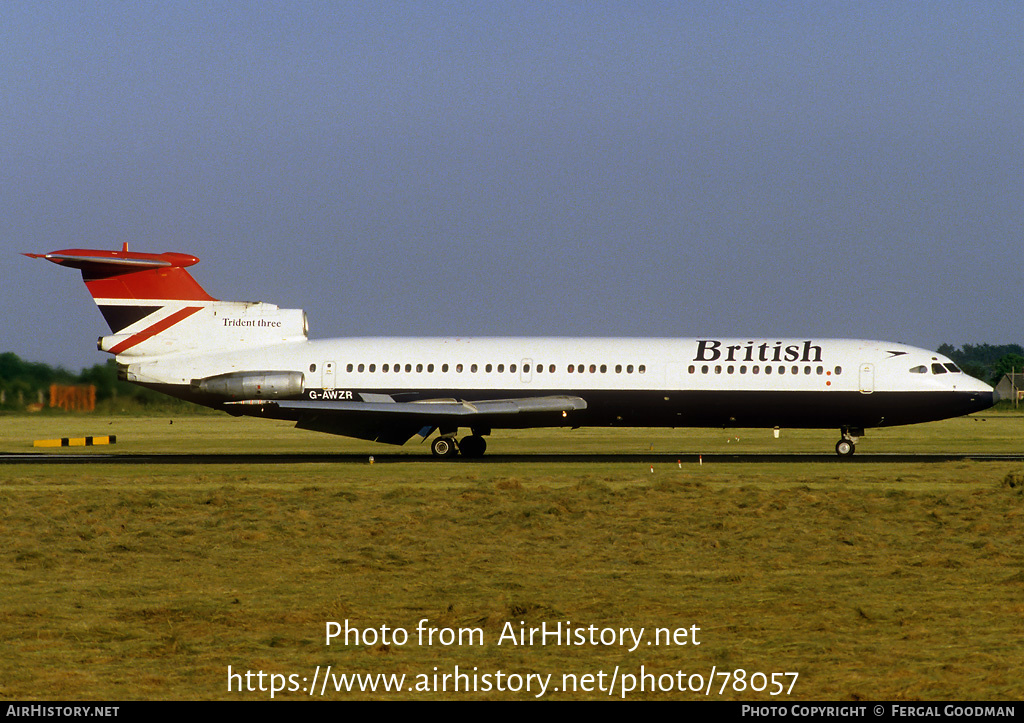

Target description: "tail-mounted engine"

left=190, top=371, right=305, bottom=401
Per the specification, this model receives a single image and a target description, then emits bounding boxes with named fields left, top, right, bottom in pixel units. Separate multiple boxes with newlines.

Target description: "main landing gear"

left=430, top=431, right=488, bottom=458
left=835, top=427, right=863, bottom=457
left=430, top=436, right=458, bottom=457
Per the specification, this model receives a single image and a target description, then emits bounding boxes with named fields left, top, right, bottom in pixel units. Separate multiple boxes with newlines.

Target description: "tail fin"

left=26, top=246, right=215, bottom=334
left=28, top=246, right=307, bottom=359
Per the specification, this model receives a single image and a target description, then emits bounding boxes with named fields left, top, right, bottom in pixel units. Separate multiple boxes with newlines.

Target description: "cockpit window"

left=943, top=363, right=961, bottom=373
left=910, top=365, right=927, bottom=374
left=931, top=363, right=947, bottom=374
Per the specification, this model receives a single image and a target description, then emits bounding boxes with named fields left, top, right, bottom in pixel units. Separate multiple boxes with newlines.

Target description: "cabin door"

left=859, top=363, right=874, bottom=394
left=666, top=363, right=689, bottom=390
left=322, top=361, right=336, bottom=390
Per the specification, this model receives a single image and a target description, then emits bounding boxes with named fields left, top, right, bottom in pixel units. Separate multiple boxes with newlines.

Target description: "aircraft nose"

left=963, top=375, right=999, bottom=410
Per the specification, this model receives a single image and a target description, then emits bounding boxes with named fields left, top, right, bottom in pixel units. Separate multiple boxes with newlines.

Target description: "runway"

left=3, top=452, right=1024, bottom=465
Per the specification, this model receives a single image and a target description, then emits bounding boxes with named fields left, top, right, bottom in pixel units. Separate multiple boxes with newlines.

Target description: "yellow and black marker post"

left=33, top=435, right=117, bottom=448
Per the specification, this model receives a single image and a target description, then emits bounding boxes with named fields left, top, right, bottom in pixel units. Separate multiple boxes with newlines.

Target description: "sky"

left=2, top=1, right=1021, bottom=371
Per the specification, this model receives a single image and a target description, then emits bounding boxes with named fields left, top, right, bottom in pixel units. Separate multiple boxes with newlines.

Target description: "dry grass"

left=1, top=414, right=1022, bottom=700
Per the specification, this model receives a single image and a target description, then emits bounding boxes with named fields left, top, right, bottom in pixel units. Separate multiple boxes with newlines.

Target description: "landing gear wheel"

left=431, top=436, right=458, bottom=458
left=459, top=435, right=487, bottom=458
left=835, top=439, right=855, bottom=457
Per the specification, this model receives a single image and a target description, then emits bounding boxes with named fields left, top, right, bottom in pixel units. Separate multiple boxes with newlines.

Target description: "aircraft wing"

left=227, top=394, right=588, bottom=445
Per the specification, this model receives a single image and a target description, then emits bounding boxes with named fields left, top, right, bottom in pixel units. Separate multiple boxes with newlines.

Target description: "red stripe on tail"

left=108, top=307, right=204, bottom=354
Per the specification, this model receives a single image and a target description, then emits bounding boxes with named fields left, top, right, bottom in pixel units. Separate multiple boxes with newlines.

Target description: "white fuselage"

left=124, top=335, right=995, bottom=433
left=34, top=247, right=997, bottom=454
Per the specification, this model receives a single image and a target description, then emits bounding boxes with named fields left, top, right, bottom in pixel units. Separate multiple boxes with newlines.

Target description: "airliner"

left=28, top=246, right=998, bottom=456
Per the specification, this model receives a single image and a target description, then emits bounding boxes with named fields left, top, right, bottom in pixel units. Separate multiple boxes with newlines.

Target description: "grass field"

left=2, top=413, right=1022, bottom=700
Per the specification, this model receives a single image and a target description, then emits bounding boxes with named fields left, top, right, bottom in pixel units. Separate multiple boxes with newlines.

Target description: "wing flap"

left=269, top=394, right=586, bottom=416
left=227, top=395, right=588, bottom=445
left=234, top=394, right=587, bottom=417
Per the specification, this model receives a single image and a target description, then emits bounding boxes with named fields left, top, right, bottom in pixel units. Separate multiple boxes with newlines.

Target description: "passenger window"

left=639, top=365, right=646, bottom=373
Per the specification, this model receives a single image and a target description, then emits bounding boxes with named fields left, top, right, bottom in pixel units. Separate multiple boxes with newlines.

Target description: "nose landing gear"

left=835, top=427, right=863, bottom=457
left=835, top=438, right=855, bottom=456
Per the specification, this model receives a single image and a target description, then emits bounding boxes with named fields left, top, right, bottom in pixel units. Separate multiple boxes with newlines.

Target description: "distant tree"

left=0, top=351, right=74, bottom=387
left=0, top=352, right=76, bottom=406
left=73, top=358, right=178, bottom=405
left=960, top=362, right=990, bottom=382
left=0, top=353, right=185, bottom=409
left=991, top=354, right=1024, bottom=383
left=938, top=343, right=1024, bottom=383
left=77, top=360, right=119, bottom=400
